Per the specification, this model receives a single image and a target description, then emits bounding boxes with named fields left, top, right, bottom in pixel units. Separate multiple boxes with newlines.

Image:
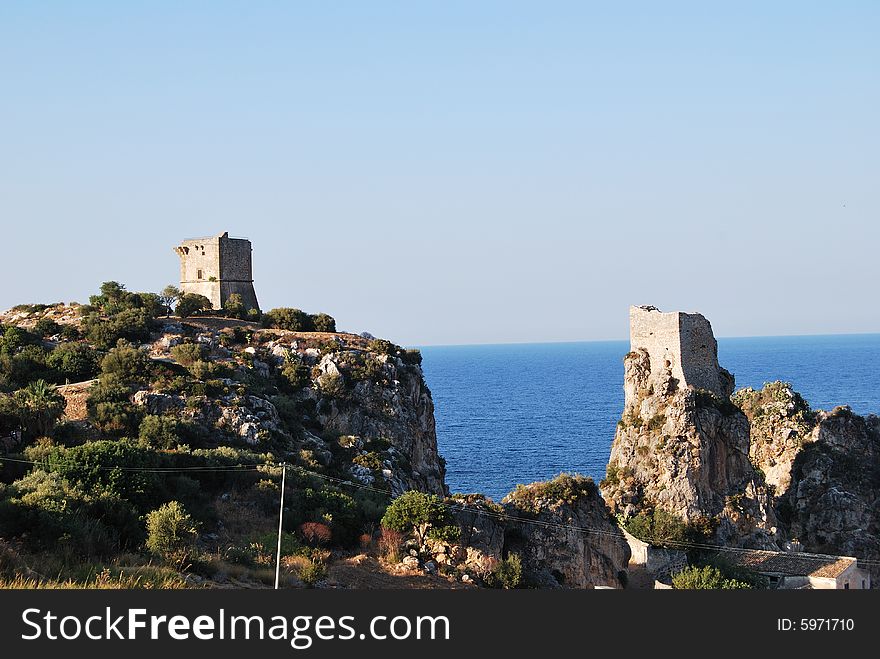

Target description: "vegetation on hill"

left=0, top=281, right=429, bottom=588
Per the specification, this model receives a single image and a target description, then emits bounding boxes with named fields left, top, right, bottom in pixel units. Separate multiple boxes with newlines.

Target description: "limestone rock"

left=501, top=475, right=631, bottom=588
left=742, top=385, right=880, bottom=584
left=605, top=311, right=778, bottom=549
left=132, top=391, right=184, bottom=415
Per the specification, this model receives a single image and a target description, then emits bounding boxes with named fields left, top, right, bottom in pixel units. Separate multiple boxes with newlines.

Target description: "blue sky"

left=1, top=2, right=877, bottom=345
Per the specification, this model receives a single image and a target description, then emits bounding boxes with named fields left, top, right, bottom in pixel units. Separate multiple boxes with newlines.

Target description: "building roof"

left=711, top=549, right=857, bottom=579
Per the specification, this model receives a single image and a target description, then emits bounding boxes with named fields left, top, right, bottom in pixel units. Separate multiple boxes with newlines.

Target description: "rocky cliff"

left=432, top=475, right=630, bottom=588
left=603, top=343, right=778, bottom=549
left=736, top=382, right=880, bottom=581
left=145, top=321, right=447, bottom=496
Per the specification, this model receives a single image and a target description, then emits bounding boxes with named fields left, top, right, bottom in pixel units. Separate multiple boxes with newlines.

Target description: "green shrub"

left=623, top=509, right=712, bottom=548
left=487, top=554, right=522, bottom=589
left=145, top=501, right=199, bottom=562
left=138, top=414, right=181, bottom=449
left=81, top=284, right=157, bottom=348
left=401, top=349, right=422, bottom=366
left=48, top=440, right=162, bottom=510
left=33, top=317, right=61, bottom=338
left=100, top=343, right=151, bottom=383
left=1, top=469, right=143, bottom=556
left=671, top=565, right=752, bottom=590
left=381, top=491, right=456, bottom=547
left=46, top=342, right=100, bottom=382
left=223, top=293, right=248, bottom=320
left=176, top=293, right=212, bottom=318
left=311, top=313, right=336, bottom=333
left=367, top=339, right=397, bottom=356
left=504, top=473, right=597, bottom=513
left=263, top=308, right=314, bottom=332
left=317, top=373, right=345, bottom=399
left=280, top=361, right=311, bottom=391
left=170, top=342, right=205, bottom=367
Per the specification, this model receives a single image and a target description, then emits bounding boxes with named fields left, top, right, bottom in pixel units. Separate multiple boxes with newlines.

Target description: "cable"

left=4, top=454, right=880, bottom=568
left=0, top=456, right=264, bottom=473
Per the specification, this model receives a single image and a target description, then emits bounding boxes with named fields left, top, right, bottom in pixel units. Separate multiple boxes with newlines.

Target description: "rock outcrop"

left=133, top=321, right=446, bottom=496
left=312, top=352, right=446, bottom=496
left=604, top=311, right=778, bottom=549
left=737, top=382, right=880, bottom=582
left=502, top=475, right=631, bottom=588
left=437, top=475, right=630, bottom=588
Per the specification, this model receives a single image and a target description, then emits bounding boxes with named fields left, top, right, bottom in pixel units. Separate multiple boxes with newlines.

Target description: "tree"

left=262, top=308, right=314, bottom=331
left=159, top=285, right=181, bottom=316
left=223, top=293, right=247, bottom=320
left=176, top=293, right=212, bottom=318
left=33, top=317, right=61, bottom=338
left=145, top=501, right=199, bottom=562
left=12, top=379, right=65, bottom=438
left=46, top=342, right=99, bottom=382
left=100, top=342, right=151, bottom=383
left=311, top=313, right=337, bottom=333
left=138, top=414, right=180, bottom=449
left=380, top=491, right=459, bottom=547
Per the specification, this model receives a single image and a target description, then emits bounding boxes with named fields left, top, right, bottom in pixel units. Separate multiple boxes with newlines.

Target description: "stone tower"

left=629, top=305, right=733, bottom=399
left=173, top=231, right=260, bottom=312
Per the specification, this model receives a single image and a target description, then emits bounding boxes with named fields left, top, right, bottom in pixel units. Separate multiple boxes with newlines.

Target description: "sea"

left=419, top=334, right=880, bottom=501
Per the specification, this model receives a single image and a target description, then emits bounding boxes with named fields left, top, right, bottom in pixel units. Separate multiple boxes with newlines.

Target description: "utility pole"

left=274, top=462, right=286, bottom=590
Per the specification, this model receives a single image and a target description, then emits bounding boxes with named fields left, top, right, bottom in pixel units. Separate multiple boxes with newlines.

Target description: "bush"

left=367, top=339, right=397, bottom=356
left=170, top=342, right=205, bottom=367
left=377, top=528, right=403, bottom=563
left=1, top=470, right=143, bottom=556
left=86, top=378, right=143, bottom=436
left=138, top=414, right=181, bottom=449
left=223, top=293, right=248, bottom=320
left=298, top=522, right=332, bottom=547
left=46, top=342, right=100, bottom=382
left=48, top=440, right=162, bottom=510
left=145, top=501, right=199, bottom=562
left=623, top=509, right=712, bottom=549
left=81, top=284, right=158, bottom=349
left=311, top=313, right=336, bottom=333
left=487, top=554, right=522, bottom=589
left=176, top=293, right=213, bottom=318
left=263, top=308, right=314, bottom=332
left=380, top=491, right=457, bottom=547
left=100, top=343, right=151, bottom=383
left=504, top=473, right=597, bottom=513
left=33, top=317, right=61, bottom=338
left=671, top=565, right=752, bottom=590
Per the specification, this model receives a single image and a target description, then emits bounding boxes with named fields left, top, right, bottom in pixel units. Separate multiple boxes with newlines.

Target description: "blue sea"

left=420, top=334, right=880, bottom=501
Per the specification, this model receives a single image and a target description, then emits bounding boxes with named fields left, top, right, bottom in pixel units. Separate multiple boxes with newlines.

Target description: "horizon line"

left=413, top=330, right=880, bottom=350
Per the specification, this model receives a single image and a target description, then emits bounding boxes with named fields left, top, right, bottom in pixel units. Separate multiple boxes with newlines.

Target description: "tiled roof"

left=711, top=549, right=856, bottom=579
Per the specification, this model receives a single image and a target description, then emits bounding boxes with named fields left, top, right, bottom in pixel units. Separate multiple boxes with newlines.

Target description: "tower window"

left=197, top=269, right=203, bottom=279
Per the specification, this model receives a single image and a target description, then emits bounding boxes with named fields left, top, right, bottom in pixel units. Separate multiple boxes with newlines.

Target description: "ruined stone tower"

left=629, top=305, right=733, bottom=399
left=174, top=232, right=259, bottom=312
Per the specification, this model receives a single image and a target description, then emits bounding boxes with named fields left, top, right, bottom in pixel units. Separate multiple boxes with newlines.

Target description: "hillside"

left=0, top=283, right=629, bottom=590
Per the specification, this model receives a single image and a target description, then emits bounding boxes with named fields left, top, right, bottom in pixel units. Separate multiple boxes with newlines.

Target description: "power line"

left=3, top=454, right=880, bottom=568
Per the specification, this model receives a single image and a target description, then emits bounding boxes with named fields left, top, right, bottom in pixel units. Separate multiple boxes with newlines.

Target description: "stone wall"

left=629, top=306, right=732, bottom=398
left=174, top=231, right=259, bottom=311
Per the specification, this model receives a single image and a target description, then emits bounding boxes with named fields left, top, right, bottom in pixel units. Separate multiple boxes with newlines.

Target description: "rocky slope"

left=426, top=475, right=630, bottom=589
left=603, top=347, right=778, bottom=549
left=736, top=382, right=880, bottom=581
left=142, top=319, right=447, bottom=496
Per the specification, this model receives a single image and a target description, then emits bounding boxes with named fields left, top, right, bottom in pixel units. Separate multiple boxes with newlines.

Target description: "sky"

left=1, top=2, right=877, bottom=346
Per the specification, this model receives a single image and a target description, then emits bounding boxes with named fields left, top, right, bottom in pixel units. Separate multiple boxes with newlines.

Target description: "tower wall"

left=174, top=231, right=260, bottom=312
left=629, top=306, right=732, bottom=397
